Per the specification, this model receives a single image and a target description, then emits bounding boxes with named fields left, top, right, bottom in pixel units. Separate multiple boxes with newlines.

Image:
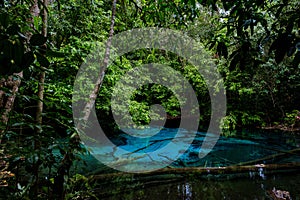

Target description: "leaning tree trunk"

left=52, top=0, right=117, bottom=198
left=79, top=0, right=117, bottom=126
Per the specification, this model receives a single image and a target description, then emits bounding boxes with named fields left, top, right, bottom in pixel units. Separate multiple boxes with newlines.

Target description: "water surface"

left=74, top=128, right=300, bottom=199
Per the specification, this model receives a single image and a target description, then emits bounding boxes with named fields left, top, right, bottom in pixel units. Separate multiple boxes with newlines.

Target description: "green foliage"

left=0, top=1, right=107, bottom=199
left=0, top=6, right=32, bottom=75
left=64, top=174, right=98, bottom=200
left=221, top=112, right=237, bottom=130
left=221, top=111, right=263, bottom=131
left=95, top=47, right=214, bottom=129
left=1, top=0, right=300, bottom=199
left=284, top=110, right=299, bottom=127
left=0, top=4, right=54, bottom=76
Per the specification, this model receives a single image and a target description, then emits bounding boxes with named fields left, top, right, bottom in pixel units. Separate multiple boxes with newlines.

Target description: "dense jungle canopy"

left=0, top=0, right=300, bottom=199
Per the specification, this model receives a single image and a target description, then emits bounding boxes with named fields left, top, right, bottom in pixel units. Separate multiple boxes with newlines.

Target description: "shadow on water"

left=100, top=172, right=300, bottom=200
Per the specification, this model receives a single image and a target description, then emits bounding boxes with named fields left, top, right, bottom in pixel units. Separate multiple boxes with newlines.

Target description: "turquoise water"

left=73, top=128, right=300, bottom=199
left=79, top=128, right=300, bottom=170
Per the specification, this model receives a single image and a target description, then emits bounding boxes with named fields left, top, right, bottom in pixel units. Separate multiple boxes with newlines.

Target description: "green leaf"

left=33, top=16, right=41, bottom=31
left=208, top=41, right=216, bottom=50
left=12, top=43, right=24, bottom=66
left=0, top=12, right=9, bottom=28
left=12, top=122, right=27, bottom=127
left=30, top=34, right=47, bottom=46
left=7, top=24, right=21, bottom=35
left=46, top=50, right=66, bottom=58
left=36, top=53, right=50, bottom=67
left=22, top=51, right=35, bottom=69
left=292, top=51, right=300, bottom=68
left=274, top=48, right=286, bottom=64
left=189, top=0, right=196, bottom=8
left=287, top=46, right=296, bottom=57
left=217, top=42, right=228, bottom=59
left=229, top=54, right=239, bottom=71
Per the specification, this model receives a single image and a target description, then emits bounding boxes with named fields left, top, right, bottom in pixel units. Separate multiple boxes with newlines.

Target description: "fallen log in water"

left=91, top=162, right=300, bottom=182
left=87, top=147, right=300, bottom=198
left=90, top=148, right=300, bottom=178
left=89, top=148, right=300, bottom=180
left=89, top=162, right=300, bottom=198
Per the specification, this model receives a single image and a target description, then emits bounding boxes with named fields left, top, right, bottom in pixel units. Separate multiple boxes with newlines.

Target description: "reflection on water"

left=258, top=167, right=266, bottom=180
left=76, top=128, right=300, bottom=199
left=102, top=172, right=300, bottom=199
left=177, top=182, right=192, bottom=200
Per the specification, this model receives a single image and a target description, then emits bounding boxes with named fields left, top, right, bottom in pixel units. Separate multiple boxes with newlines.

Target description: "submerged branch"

left=234, top=148, right=300, bottom=166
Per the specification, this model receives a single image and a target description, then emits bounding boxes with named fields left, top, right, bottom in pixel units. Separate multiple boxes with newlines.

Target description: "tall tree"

left=35, top=0, right=48, bottom=134
left=32, top=0, right=48, bottom=194
left=79, top=0, right=117, bottom=127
